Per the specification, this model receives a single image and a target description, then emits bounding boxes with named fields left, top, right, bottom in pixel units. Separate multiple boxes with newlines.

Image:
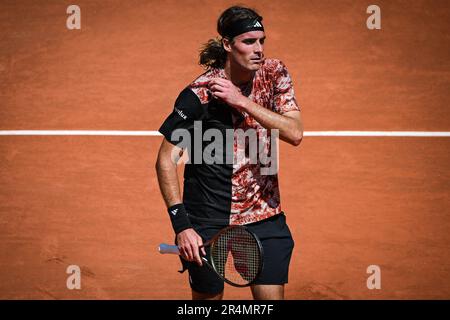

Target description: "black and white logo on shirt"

left=174, top=107, right=187, bottom=120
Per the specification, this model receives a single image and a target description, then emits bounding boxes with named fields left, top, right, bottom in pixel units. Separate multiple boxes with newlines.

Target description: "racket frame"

left=158, top=225, right=264, bottom=287
left=208, top=225, right=264, bottom=287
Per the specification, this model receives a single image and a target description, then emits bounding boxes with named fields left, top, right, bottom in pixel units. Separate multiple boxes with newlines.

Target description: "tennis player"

left=156, top=5, right=303, bottom=300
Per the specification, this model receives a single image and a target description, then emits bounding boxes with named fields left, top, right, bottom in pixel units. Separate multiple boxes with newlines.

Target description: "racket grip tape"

left=158, top=243, right=180, bottom=255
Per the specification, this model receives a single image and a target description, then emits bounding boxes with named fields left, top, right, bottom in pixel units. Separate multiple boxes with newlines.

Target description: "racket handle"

left=158, top=243, right=180, bottom=255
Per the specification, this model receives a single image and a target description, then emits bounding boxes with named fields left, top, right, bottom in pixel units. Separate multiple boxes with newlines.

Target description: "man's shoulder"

left=187, top=68, right=224, bottom=104
left=262, top=58, right=283, bottom=67
left=190, top=68, right=219, bottom=85
left=260, top=58, right=289, bottom=75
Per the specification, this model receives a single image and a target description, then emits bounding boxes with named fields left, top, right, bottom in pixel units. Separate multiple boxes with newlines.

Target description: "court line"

left=0, top=130, right=450, bottom=137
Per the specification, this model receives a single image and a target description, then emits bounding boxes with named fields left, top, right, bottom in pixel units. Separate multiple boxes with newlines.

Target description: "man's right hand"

left=176, top=228, right=206, bottom=266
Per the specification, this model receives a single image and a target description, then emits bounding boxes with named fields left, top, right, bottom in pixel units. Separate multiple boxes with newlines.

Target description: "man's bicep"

left=157, top=138, right=185, bottom=167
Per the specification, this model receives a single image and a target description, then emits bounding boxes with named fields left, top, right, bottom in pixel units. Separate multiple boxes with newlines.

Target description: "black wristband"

left=167, top=203, right=192, bottom=234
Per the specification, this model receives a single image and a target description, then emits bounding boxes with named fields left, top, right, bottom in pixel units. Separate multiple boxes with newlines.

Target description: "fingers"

left=209, top=78, right=242, bottom=103
left=179, top=244, right=193, bottom=261
left=209, top=79, right=231, bottom=93
left=200, top=245, right=206, bottom=257
left=209, top=82, right=228, bottom=93
left=176, top=229, right=204, bottom=266
left=209, top=85, right=225, bottom=100
left=209, top=78, right=230, bottom=87
left=193, top=235, right=205, bottom=266
left=209, top=84, right=224, bottom=93
left=211, top=91, right=225, bottom=99
left=192, top=242, right=203, bottom=266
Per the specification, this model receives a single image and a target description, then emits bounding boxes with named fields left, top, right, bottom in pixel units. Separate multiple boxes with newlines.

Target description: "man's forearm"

left=155, top=158, right=182, bottom=208
left=239, top=98, right=303, bottom=146
left=208, top=78, right=302, bottom=145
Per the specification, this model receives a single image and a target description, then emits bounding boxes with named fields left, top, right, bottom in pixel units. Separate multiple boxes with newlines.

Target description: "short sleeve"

left=159, top=87, right=204, bottom=145
left=272, top=61, right=300, bottom=114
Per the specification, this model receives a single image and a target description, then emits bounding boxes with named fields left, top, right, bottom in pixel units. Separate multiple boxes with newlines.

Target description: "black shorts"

left=179, top=213, right=295, bottom=295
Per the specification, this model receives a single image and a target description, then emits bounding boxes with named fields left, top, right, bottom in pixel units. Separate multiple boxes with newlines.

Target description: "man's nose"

left=254, top=41, right=263, bottom=53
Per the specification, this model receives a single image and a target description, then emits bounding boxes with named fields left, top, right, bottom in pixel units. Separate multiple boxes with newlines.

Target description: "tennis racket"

left=159, top=225, right=264, bottom=287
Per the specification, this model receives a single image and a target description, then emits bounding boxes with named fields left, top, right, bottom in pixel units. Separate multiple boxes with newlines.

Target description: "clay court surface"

left=1, top=0, right=449, bottom=299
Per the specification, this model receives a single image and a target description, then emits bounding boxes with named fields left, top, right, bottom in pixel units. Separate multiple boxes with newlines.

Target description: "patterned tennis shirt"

left=159, top=58, right=300, bottom=225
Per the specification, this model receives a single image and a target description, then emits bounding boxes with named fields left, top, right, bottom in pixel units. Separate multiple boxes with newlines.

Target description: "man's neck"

left=224, top=59, right=254, bottom=86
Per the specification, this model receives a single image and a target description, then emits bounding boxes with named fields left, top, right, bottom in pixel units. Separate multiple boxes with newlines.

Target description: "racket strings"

left=211, top=227, right=261, bottom=286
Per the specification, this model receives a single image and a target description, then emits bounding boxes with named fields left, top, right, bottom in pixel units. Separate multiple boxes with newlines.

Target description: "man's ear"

left=222, top=38, right=232, bottom=53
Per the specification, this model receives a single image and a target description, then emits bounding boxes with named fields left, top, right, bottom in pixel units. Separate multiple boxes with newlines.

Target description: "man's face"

left=225, top=31, right=266, bottom=72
